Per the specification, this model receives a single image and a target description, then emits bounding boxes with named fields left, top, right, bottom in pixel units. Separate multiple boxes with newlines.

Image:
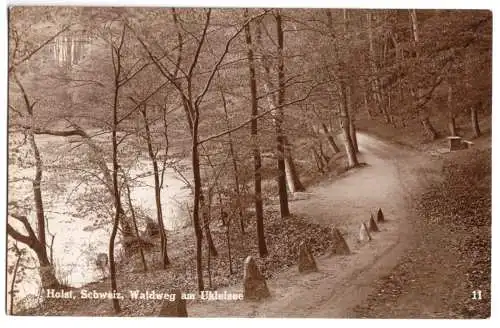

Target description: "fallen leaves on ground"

left=20, top=208, right=335, bottom=316
left=352, top=148, right=491, bottom=318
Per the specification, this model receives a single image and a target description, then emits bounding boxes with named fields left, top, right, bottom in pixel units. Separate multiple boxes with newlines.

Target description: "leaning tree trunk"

left=345, top=85, right=359, bottom=153
left=321, top=123, right=340, bottom=153
left=340, top=83, right=359, bottom=168
left=318, top=142, right=330, bottom=165
left=421, top=117, right=438, bottom=140
left=283, top=138, right=305, bottom=193
left=471, top=104, right=481, bottom=138
left=349, top=118, right=359, bottom=153
left=312, top=147, right=327, bottom=173
left=245, top=9, right=268, bottom=256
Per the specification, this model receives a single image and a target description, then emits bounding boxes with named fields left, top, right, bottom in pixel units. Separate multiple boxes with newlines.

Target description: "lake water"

left=7, top=133, right=193, bottom=310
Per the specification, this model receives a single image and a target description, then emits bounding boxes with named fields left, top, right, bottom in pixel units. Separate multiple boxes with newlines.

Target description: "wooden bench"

left=447, top=136, right=474, bottom=151
left=447, top=136, right=463, bottom=151
left=461, top=140, right=474, bottom=149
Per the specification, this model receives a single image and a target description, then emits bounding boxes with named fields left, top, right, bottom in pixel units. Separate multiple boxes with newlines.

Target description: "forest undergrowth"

left=20, top=209, right=336, bottom=316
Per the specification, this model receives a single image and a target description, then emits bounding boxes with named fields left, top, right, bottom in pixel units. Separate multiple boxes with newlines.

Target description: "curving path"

left=190, top=132, right=444, bottom=317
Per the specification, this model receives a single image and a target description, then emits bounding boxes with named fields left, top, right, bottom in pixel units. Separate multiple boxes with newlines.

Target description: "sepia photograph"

left=4, top=2, right=493, bottom=319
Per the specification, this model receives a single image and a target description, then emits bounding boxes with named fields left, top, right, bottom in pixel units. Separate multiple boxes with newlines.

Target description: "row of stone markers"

left=158, top=208, right=386, bottom=316
left=298, top=208, right=385, bottom=274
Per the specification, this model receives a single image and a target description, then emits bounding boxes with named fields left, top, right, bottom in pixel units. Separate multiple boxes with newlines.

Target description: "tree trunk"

left=201, top=194, right=218, bottom=257
left=447, top=84, right=457, bottom=136
left=411, top=9, right=435, bottom=141
left=312, top=147, right=325, bottom=173
left=29, top=108, right=58, bottom=290
left=152, top=160, right=170, bottom=267
left=275, top=10, right=291, bottom=217
left=390, top=32, right=406, bottom=127
left=225, top=210, right=233, bottom=274
left=257, top=14, right=290, bottom=219
left=387, top=92, right=397, bottom=128
left=29, top=123, right=134, bottom=243
left=318, top=142, right=330, bottom=165
left=38, top=263, right=59, bottom=289
left=29, top=131, right=60, bottom=289
left=321, top=123, right=340, bottom=153
left=9, top=76, right=61, bottom=291
left=283, top=138, right=305, bottom=193
left=284, top=153, right=304, bottom=193
left=448, top=115, right=457, bottom=137
left=207, top=229, right=212, bottom=289
left=471, top=105, right=481, bottom=138
left=363, top=90, right=372, bottom=119
left=340, top=83, right=359, bottom=168
left=140, top=106, right=170, bottom=268
left=109, top=133, right=121, bottom=313
left=125, top=181, right=147, bottom=272
left=245, top=10, right=268, bottom=257
left=276, top=120, right=290, bottom=215
left=108, top=32, right=128, bottom=313
left=220, top=89, right=245, bottom=234
left=410, top=9, right=420, bottom=53
left=345, top=85, right=359, bottom=153
left=349, top=118, right=359, bottom=153
left=30, top=136, right=47, bottom=252
left=191, top=126, right=205, bottom=292
left=421, top=117, right=438, bottom=140
left=9, top=249, right=22, bottom=314
left=367, top=12, right=387, bottom=122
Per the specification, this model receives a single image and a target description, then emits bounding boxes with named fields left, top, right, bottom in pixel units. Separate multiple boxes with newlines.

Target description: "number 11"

left=472, top=290, right=482, bottom=300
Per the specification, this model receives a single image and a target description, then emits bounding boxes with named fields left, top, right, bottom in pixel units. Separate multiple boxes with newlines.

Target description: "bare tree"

left=244, top=9, right=268, bottom=256
left=8, top=75, right=60, bottom=290
left=134, top=8, right=267, bottom=291
left=138, top=102, right=170, bottom=268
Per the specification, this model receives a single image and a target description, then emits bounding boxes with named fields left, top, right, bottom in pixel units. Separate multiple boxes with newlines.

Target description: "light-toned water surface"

left=7, top=133, right=192, bottom=307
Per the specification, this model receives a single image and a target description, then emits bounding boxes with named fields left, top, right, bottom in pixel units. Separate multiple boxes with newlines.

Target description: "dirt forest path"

left=190, top=133, right=445, bottom=317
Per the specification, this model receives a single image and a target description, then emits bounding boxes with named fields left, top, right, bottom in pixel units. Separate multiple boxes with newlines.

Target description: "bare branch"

left=195, top=10, right=268, bottom=107
left=188, top=9, right=211, bottom=80
left=13, top=73, right=33, bottom=115
left=7, top=223, right=35, bottom=248
left=198, top=82, right=323, bottom=145
left=8, top=213, right=37, bottom=241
